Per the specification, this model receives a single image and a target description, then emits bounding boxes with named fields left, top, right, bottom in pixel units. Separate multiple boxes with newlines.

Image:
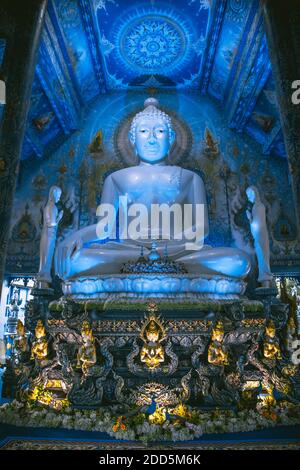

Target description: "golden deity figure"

left=77, top=321, right=97, bottom=377
left=140, top=315, right=166, bottom=370
left=14, top=320, right=28, bottom=356
left=31, top=320, right=48, bottom=361
left=208, top=321, right=229, bottom=366
left=263, top=320, right=282, bottom=360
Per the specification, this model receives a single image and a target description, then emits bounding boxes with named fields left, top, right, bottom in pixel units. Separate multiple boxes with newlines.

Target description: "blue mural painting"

left=22, top=75, right=61, bottom=159
left=52, top=0, right=101, bottom=101
left=246, top=74, right=286, bottom=157
left=208, top=0, right=253, bottom=100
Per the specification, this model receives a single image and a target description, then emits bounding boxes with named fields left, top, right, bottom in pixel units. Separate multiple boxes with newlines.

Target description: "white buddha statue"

left=246, top=185, right=273, bottom=287
left=55, top=98, right=250, bottom=281
left=38, top=185, right=63, bottom=284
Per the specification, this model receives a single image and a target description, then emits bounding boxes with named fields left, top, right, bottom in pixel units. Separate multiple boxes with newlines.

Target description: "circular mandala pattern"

left=113, top=11, right=193, bottom=75
left=120, top=17, right=186, bottom=73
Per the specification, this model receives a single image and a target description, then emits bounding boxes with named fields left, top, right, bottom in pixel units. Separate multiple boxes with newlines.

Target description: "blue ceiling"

left=19, top=0, right=286, bottom=161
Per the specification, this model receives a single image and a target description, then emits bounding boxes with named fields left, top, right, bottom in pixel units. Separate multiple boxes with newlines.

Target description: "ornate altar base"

left=1, top=285, right=300, bottom=442
left=4, top=285, right=296, bottom=416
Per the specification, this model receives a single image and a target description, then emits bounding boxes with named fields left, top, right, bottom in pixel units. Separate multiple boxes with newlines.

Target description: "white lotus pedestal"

left=62, top=273, right=247, bottom=301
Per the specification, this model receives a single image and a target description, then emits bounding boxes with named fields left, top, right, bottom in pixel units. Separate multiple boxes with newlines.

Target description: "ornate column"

left=0, top=0, right=48, bottom=296
left=262, top=0, right=300, bottom=236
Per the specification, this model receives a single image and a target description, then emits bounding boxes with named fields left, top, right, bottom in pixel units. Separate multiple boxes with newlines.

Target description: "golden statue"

left=263, top=320, right=282, bottom=360
left=140, top=315, right=166, bottom=370
left=31, top=320, right=48, bottom=361
left=208, top=321, right=229, bottom=366
left=77, top=321, right=97, bottom=377
left=14, top=320, right=28, bottom=356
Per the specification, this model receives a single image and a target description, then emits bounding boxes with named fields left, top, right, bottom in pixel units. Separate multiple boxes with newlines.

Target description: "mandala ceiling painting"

left=119, top=16, right=188, bottom=74
left=96, top=1, right=210, bottom=88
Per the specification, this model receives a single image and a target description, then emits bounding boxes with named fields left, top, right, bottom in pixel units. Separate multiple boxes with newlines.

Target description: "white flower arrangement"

left=0, top=400, right=299, bottom=443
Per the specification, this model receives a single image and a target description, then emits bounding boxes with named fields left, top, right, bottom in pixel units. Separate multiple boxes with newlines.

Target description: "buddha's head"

left=145, top=320, right=160, bottom=343
left=129, top=98, right=175, bottom=164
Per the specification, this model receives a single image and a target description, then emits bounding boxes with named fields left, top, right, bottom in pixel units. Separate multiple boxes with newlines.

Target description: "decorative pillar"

left=262, top=0, right=300, bottom=237
left=0, top=0, right=48, bottom=297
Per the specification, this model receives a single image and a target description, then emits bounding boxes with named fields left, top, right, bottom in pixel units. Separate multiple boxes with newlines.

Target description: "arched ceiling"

left=20, top=0, right=286, bottom=161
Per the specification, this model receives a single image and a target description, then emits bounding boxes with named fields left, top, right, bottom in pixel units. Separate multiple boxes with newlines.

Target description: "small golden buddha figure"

left=263, top=320, right=282, bottom=360
left=208, top=321, right=229, bottom=366
left=31, top=320, right=48, bottom=361
left=77, top=321, right=97, bottom=377
left=14, top=320, right=28, bottom=357
left=140, top=316, right=166, bottom=370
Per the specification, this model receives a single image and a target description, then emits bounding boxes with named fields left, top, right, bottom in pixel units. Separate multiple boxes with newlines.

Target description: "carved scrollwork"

left=126, top=338, right=142, bottom=375
left=112, top=370, right=128, bottom=404
left=68, top=378, right=103, bottom=406
left=163, top=339, right=178, bottom=375
left=95, top=337, right=114, bottom=377
left=178, top=369, right=192, bottom=402
left=191, top=342, right=207, bottom=369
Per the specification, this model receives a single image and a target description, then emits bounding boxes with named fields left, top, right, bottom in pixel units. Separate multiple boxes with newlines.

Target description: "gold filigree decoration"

left=241, top=319, right=266, bottom=327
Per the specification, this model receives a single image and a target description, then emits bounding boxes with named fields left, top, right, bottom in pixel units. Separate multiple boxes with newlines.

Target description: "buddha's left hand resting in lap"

left=55, top=98, right=251, bottom=281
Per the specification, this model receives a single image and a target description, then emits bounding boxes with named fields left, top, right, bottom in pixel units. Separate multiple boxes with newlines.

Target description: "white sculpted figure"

left=55, top=98, right=250, bottom=280
left=246, top=186, right=273, bottom=287
left=38, top=186, right=63, bottom=284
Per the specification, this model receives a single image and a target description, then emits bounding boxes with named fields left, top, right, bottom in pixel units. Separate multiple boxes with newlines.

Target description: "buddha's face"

left=147, top=332, right=159, bottom=342
left=134, top=117, right=173, bottom=164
